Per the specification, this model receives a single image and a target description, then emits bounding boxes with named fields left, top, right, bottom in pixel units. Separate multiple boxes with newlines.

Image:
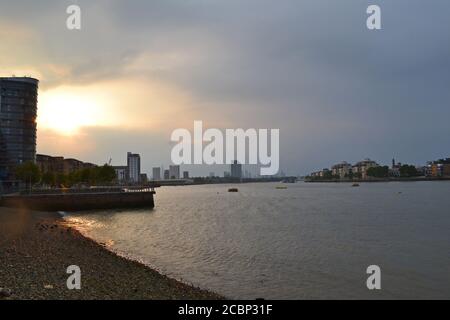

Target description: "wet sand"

left=0, top=207, right=223, bottom=300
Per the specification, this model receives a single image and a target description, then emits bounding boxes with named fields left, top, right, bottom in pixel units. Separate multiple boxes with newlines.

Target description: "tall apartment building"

left=231, top=160, right=242, bottom=179
left=152, top=167, right=161, bottom=180
left=164, top=169, right=170, bottom=180
left=169, top=165, right=180, bottom=179
left=0, top=77, right=39, bottom=183
left=127, top=152, right=141, bottom=183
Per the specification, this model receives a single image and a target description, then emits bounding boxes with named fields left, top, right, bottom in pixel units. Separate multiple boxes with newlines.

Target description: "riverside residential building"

left=36, top=154, right=97, bottom=175
left=426, top=158, right=450, bottom=177
left=352, top=159, right=378, bottom=179
left=331, top=161, right=352, bottom=179
left=0, top=77, right=39, bottom=185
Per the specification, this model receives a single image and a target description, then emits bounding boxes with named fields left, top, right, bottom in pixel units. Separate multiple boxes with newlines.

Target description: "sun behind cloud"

left=38, top=85, right=114, bottom=135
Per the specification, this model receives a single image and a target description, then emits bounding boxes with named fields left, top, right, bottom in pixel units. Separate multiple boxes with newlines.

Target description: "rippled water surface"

left=65, top=182, right=450, bottom=299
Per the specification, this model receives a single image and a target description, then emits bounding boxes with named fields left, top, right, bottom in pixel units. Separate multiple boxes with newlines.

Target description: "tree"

left=56, top=173, right=68, bottom=188
left=41, top=172, right=56, bottom=187
left=15, top=161, right=41, bottom=185
left=400, top=165, right=419, bottom=177
left=80, top=168, right=92, bottom=184
left=323, top=171, right=333, bottom=179
left=367, top=166, right=389, bottom=178
left=96, top=164, right=116, bottom=184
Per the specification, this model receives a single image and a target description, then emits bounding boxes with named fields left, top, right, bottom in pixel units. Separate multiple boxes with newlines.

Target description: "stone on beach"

left=0, top=287, right=12, bottom=298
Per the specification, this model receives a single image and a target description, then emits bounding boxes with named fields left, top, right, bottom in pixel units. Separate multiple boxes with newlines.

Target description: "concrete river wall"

left=0, top=191, right=155, bottom=211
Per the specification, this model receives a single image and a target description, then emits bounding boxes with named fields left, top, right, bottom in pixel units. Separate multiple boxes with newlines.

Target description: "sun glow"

left=38, top=86, right=110, bottom=135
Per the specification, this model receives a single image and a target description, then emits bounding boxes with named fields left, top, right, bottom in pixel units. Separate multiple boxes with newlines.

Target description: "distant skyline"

left=1, top=0, right=449, bottom=176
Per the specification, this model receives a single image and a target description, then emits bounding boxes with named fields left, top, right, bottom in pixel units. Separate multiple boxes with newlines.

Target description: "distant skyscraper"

left=231, top=160, right=242, bottom=179
left=183, top=171, right=189, bottom=179
left=127, top=152, right=141, bottom=183
left=169, top=165, right=180, bottom=179
left=0, top=77, right=39, bottom=183
left=164, top=169, right=170, bottom=180
left=152, top=167, right=161, bottom=180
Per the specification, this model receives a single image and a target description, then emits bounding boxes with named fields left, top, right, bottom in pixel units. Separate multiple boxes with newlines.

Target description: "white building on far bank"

left=352, top=159, right=378, bottom=179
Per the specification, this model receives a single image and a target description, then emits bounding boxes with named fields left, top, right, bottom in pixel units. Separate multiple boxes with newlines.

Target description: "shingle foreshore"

left=0, top=208, right=223, bottom=300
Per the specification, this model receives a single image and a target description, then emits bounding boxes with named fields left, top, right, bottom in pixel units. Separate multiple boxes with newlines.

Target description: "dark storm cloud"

left=2, top=0, right=449, bottom=174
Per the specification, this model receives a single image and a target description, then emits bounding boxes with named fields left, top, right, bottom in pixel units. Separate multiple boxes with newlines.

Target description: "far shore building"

left=183, top=171, right=189, bottom=179
left=152, top=167, right=161, bottom=180
left=127, top=152, right=141, bottom=183
left=113, top=166, right=128, bottom=184
left=426, top=158, right=450, bottom=177
left=415, top=166, right=426, bottom=176
left=389, top=158, right=402, bottom=177
left=331, top=161, right=352, bottom=179
left=169, top=165, right=180, bottom=179
left=231, top=160, right=242, bottom=179
left=163, top=169, right=170, bottom=180
left=352, top=159, right=378, bottom=179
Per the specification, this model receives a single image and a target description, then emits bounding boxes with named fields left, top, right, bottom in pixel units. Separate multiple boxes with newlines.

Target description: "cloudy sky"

left=1, top=0, right=449, bottom=176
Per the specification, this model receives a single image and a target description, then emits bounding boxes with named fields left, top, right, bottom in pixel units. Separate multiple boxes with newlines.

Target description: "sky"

left=1, top=0, right=449, bottom=176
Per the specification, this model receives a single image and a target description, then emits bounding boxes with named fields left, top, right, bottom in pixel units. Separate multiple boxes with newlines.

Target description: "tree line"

left=366, top=165, right=420, bottom=178
left=15, top=161, right=117, bottom=188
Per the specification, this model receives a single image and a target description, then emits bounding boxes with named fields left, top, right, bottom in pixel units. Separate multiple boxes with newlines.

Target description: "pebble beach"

left=0, top=207, right=223, bottom=300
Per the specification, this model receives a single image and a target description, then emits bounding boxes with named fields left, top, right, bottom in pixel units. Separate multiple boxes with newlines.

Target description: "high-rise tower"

left=0, top=77, right=39, bottom=183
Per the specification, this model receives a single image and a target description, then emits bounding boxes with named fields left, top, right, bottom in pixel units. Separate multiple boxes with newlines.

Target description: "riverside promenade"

left=0, top=186, right=157, bottom=211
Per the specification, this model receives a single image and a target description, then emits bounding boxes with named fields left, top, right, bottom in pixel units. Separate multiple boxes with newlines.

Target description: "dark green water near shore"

left=65, top=181, right=450, bottom=299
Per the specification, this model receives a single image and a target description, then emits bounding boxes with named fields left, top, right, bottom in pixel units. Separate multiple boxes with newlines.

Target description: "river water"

left=65, top=181, right=450, bottom=299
